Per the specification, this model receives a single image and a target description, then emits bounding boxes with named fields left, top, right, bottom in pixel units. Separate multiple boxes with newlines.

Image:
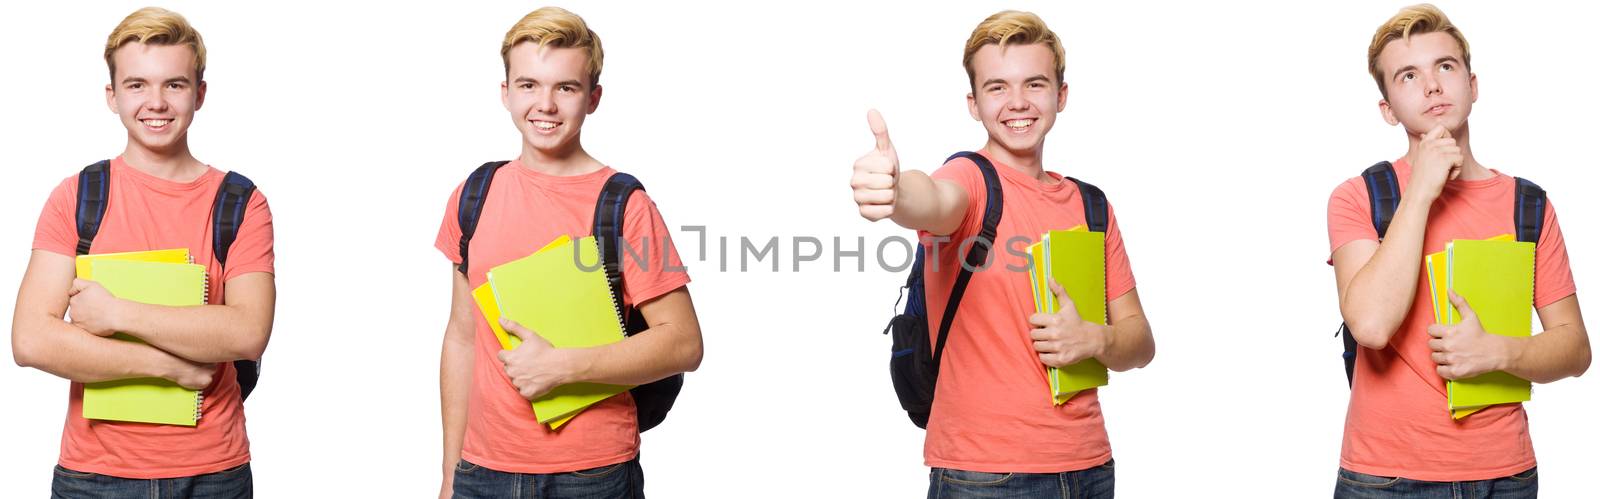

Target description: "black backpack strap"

left=1064, top=176, right=1109, bottom=233
left=1361, top=162, right=1401, bottom=239
left=592, top=172, right=646, bottom=329
left=1513, top=177, right=1546, bottom=244
left=74, top=160, right=113, bottom=256
left=211, top=172, right=257, bottom=267
left=931, top=152, right=1004, bottom=373
left=456, top=161, right=512, bottom=274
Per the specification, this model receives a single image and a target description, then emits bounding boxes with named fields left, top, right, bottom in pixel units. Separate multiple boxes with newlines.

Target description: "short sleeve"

left=1327, top=177, right=1377, bottom=260
left=434, top=181, right=467, bottom=265
left=220, top=189, right=275, bottom=282
left=919, top=156, right=986, bottom=248
left=618, top=192, right=691, bottom=307
left=31, top=176, right=79, bottom=257
left=1532, top=199, right=1576, bottom=309
left=1103, top=200, right=1137, bottom=301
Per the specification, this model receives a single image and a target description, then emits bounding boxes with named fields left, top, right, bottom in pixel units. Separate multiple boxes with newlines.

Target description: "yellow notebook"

left=1443, top=237, right=1534, bottom=418
left=1031, top=225, right=1109, bottom=405
left=486, top=235, right=632, bottom=427
left=75, top=248, right=190, bottom=278
left=80, top=258, right=208, bottom=426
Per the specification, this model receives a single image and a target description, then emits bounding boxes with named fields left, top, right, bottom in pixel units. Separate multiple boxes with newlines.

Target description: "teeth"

left=1005, top=119, right=1034, bottom=129
left=144, top=119, right=171, bottom=127
left=533, top=121, right=558, bottom=129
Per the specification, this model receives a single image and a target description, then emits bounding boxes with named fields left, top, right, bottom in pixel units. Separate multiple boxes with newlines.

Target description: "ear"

left=194, top=80, right=207, bottom=112
left=106, top=83, right=116, bottom=114
left=967, top=91, right=980, bottom=121
left=1379, top=99, right=1399, bottom=126
left=587, top=84, right=602, bottom=114
left=1468, top=72, right=1478, bottom=104
left=1056, top=82, right=1069, bottom=113
left=501, top=80, right=511, bottom=111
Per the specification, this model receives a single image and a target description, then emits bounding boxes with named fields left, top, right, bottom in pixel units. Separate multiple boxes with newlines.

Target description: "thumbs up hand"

left=852, top=109, right=899, bottom=222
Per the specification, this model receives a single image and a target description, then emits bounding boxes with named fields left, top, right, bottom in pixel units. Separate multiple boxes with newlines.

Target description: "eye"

left=167, top=82, right=185, bottom=90
left=1440, top=62, right=1454, bottom=72
left=558, top=85, right=576, bottom=93
left=1401, top=72, right=1416, bottom=82
left=519, top=82, right=534, bottom=90
left=128, top=82, right=144, bottom=90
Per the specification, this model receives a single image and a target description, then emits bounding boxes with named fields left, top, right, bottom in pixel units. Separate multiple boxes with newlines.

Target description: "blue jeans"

left=452, top=457, right=645, bottom=499
left=50, top=463, right=252, bottom=499
left=927, top=459, right=1114, bottom=499
left=1334, top=467, right=1538, bottom=498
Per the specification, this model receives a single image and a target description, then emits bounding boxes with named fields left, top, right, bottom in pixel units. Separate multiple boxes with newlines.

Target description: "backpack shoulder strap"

left=1513, top=177, right=1546, bottom=244
left=931, top=151, right=1004, bottom=372
left=593, top=172, right=646, bottom=331
left=211, top=172, right=257, bottom=267
left=1064, top=176, right=1109, bottom=232
left=1361, top=162, right=1401, bottom=239
left=74, top=160, right=113, bottom=256
left=456, top=161, right=512, bottom=274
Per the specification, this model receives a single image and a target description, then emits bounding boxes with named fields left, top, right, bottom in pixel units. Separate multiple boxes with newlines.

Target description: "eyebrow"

left=1390, top=56, right=1461, bottom=82
left=512, top=76, right=585, bottom=88
left=981, top=74, right=1052, bottom=88
left=118, top=76, right=192, bottom=86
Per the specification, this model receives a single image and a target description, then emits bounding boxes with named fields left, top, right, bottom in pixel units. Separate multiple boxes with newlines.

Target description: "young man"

left=1328, top=4, right=1590, bottom=496
left=434, top=7, right=703, bottom=498
left=10, top=7, right=276, bottom=498
left=851, top=11, right=1154, bottom=498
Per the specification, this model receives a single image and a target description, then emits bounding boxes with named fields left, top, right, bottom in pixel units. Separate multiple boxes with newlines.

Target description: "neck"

left=121, top=139, right=205, bottom=181
left=518, top=139, right=602, bottom=176
left=1405, top=121, right=1491, bottom=180
left=981, top=140, right=1047, bottom=181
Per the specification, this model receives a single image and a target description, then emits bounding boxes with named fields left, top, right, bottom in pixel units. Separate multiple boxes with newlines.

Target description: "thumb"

left=1424, top=124, right=1448, bottom=142
left=867, top=109, right=894, bottom=154
left=1447, top=291, right=1478, bottom=323
left=68, top=279, right=92, bottom=296
left=499, top=318, right=540, bottom=343
left=1049, top=280, right=1081, bottom=321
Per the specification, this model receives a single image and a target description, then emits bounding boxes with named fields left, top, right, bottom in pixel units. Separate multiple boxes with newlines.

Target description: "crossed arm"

left=11, top=249, right=276, bottom=387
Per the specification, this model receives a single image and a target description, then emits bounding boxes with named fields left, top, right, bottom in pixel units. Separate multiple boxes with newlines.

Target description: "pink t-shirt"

left=1326, top=158, right=1575, bottom=481
left=919, top=151, right=1137, bottom=473
left=32, top=157, right=274, bottom=479
left=435, top=161, right=690, bottom=474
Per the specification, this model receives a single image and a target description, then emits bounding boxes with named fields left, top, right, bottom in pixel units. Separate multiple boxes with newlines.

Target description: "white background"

left=1, top=1, right=1594, bottom=497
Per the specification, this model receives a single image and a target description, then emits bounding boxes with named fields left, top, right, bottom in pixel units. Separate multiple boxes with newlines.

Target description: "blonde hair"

left=501, top=7, right=604, bottom=87
left=963, top=10, right=1066, bottom=89
left=1368, top=4, right=1471, bottom=97
left=104, top=7, right=206, bottom=82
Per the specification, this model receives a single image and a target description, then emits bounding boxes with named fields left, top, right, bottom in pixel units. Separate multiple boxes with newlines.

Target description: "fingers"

left=1431, top=351, right=1451, bottom=365
left=1446, top=291, right=1477, bottom=322
left=867, top=109, right=893, bottom=153
left=68, top=279, right=91, bottom=296
left=1424, top=124, right=1448, bottom=142
left=1436, top=365, right=1458, bottom=380
left=499, top=318, right=533, bottom=340
left=1048, top=280, right=1081, bottom=321
left=1028, top=313, right=1057, bottom=329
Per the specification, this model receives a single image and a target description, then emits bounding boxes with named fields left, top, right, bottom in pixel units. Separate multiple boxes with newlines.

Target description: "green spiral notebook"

left=78, top=256, right=208, bottom=426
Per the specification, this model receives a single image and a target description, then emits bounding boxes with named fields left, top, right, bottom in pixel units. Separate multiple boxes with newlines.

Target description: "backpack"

left=74, top=160, right=263, bottom=400
left=882, top=151, right=1109, bottom=428
left=456, top=161, right=683, bottom=432
left=1336, top=161, right=1547, bottom=386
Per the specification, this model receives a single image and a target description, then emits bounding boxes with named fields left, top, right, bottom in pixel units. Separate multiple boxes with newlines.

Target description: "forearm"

left=1341, top=198, right=1430, bottom=347
left=13, top=314, right=188, bottom=383
left=118, top=301, right=271, bottom=363
left=889, top=171, right=964, bottom=235
left=1098, top=314, right=1154, bottom=372
left=1504, top=323, right=1590, bottom=384
left=567, top=322, right=703, bottom=386
left=439, top=325, right=473, bottom=476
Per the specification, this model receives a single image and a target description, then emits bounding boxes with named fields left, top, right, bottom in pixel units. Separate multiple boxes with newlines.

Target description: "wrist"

left=1494, top=335, right=1523, bottom=373
left=561, top=348, right=595, bottom=384
left=1096, top=323, right=1114, bottom=359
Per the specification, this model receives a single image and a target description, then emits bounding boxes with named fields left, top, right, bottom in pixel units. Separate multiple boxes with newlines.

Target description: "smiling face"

left=966, top=43, right=1068, bottom=162
left=1376, top=31, right=1477, bottom=134
left=501, top=43, right=601, bottom=159
left=105, top=42, right=205, bottom=156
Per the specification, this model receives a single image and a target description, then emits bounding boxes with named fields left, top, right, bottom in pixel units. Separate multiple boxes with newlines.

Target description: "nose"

left=1423, top=72, right=1443, bottom=97
left=144, top=86, right=170, bottom=113
left=533, top=87, right=557, bottom=114
left=1006, top=88, right=1029, bottom=111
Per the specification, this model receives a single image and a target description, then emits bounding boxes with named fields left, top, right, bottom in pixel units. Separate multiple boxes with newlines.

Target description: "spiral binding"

left=194, top=393, right=205, bottom=423
left=599, top=243, right=628, bottom=333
